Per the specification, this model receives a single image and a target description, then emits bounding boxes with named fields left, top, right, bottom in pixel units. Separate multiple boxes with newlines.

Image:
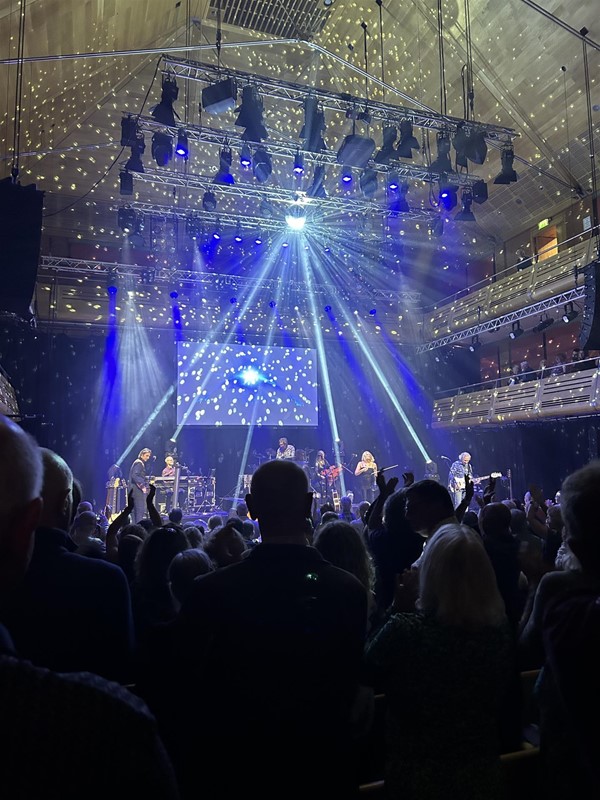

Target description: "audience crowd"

left=1, top=411, right=598, bottom=798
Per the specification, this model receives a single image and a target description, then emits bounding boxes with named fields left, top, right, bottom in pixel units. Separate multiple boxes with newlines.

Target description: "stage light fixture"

left=170, top=290, right=179, bottom=300
left=369, top=308, right=377, bottom=316
left=151, top=75, right=179, bottom=127
left=212, top=227, right=221, bottom=241
left=293, top=150, right=304, bottom=175
left=307, top=164, right=327, bottom=198
left=185, top=215, right=202, bottom=240
left=359, top=168, right=378, bottom=198
left=509, top=321, right=524, bottom=340
left=151, top=132, right=173, bottom=167
left=235, top=85, right=267, bottom=142
left=240, top=143, right=252, bottom=168
left=234, top=224, right=243, bottom=243
left=494, top=145, right=518, bottom=184
left=117, top=206, right=136, bottom=234
left=455, top=190, right=476, bottom=222
left=253, top=147, right=272, bottom=183
left=269, top=300, right=276, bottom=308
left=438, top=175, right=458, bottom=211
left=125, top=138, right=145, bottom=173
left=374, top=125, right=397, bottom=164
left=324, top=305, right=332, bottom=313
left=254, top=231, right=263, bottom=245
left=300, top=97, right=326, bottom=153
left=336, top=133, right=376, bottom=168
left=285, top=204, right=307, bottom=232
left=230, top=297, right=237, bottom=304
left=465, top=128, right=487, bottom=165
left=390, top=182, right=410, bottom=214
left=341, top=166, right=353, bottom=185
left=201, top=77, right=237, bottom=114
left=430, top=130, right=453, bottom=173
left=469, top=335, right=482, bottom=352
left=175, top=129, right=189, bottom=159
left=388, top=172, right=400, bottom=191
left=452, top=122, right=469, bottom=168
left=396, top=119, right=420, bottom=159
left=119, top=170, right=133, bottom=196
left=472, top=179, right=488, bottom=205
left=202, top=190, right=217, bottom=212
left=214, top=146, right=235, bottom=185
left=120, top=116, right=140, bottom=147
left=562, top=302, right=579, bottom=323
left=533, top=314, right=554, bottom=333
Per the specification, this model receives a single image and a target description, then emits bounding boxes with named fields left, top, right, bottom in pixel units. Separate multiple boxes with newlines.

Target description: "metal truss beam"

left=161, top=56, right=518, bottom=140
left=128, top=163, right=438, bottom=223
left=133, top=114, right=486, bottom=190
left=415, top=288, right=585, bottom=352
left=39, top=256, right=421, bottom=304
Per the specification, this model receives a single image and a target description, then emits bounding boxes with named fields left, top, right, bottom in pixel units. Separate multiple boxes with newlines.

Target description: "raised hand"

left=376, top=469, right=399, bottom=498
left=147, top=484, right=156, bottom=503
left=402, top=471, right=414, bottom=488
left=464, top=473, right=475, bottom=504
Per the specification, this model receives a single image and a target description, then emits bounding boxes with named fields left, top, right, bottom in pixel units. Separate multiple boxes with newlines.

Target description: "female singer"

left=354, top=450, right=377, bottom=502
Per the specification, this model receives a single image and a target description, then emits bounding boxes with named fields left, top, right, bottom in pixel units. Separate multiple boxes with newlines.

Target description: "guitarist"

left=448, top=451, right=473, bottom=509
left=128, top=447, right=152, bottom=522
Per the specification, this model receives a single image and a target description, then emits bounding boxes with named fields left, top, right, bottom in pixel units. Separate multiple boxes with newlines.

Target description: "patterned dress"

left=364, top=611, right=512, bottom=800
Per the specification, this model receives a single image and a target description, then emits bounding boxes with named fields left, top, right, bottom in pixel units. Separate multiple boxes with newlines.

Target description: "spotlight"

left=390, top=183, right=410, bottom=214
left=562, top=302, right=579, bottom=323
left=170, top=290, right=179, bottom=299
left=119, top=170, right=133, bottom=196
left=202, top=190, right=217, bottom=212
left=396, top=119, right=420, bottom=159
left=234, top=224, right=243, bottom=243
left=388, top=172, right=400, bottom=190
left=230, top=297, right=237, bottom=304
left=509, top=321, right=524, bottom=340
left=185, top=214, right=202, bottom=240
left=469, top=335, right=482, bottom=352
left=269, top=300, right=276, bottom=308
left=455, top=190, right=476, bottom=222
left=494, top=145, right=518, bottom=184
left=151, top=132, right=173, bottom=167
left=285, top=205, right=306, bottom=231
left=438, top=175, right=458, bottom=211
left=300, top=97, right=326, bottom=152
left=175, top=129, right=189, bottom=159
left=465, top=128, right=487, bottom=165
left=532, top=315, right=554, bottom=333
left=214, top=146, right=234, bottom=184
left=253, top=147, right=272, bottom=183
left=324, top=305, right=332, bottom=313
left=120, top=116, right=139, bottom=147
left=240, top=143, right=252, bottom=168
left=151, top=75, right=179, bottom=127
left=341, top=166, right=353, bottom=185
left=254, top=231, right=263, bottom=245
left=107, top=284, right=118, bottom=296
left=201, top=77, right=237, bottom=114
left=282, top=242, right=289, bottom=248
left=117, top=206, right=136, bottom=234
left=293, top=150, right=304, bottom=175
left=235, top=85, right=267, bottom=142
left=307, top=164, right=327, bottom=198
left=472, top=179, right=489, bottom=204
left=452, top=122, right=469, bottom=168
left=359, top=168, right=378, bottom=198
left=212, top=228, right=221, bottom=241
left=125, top=135, right=145, bottom=173
left=369, top=308, right=376, bottom=316
left=430, top=130, right=453, bottom=173
left=374, top=125, right=397, bottom=164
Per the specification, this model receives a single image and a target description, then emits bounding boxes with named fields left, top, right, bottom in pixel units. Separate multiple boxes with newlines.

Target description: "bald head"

left=246, top=460, right=312, bottom=537
left=0, top=415, right=43, bottom=592
left=39, top=448, right=73, bottom=530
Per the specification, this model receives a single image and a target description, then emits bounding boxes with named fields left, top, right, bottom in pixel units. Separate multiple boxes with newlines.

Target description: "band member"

left=354, top=451, right=377, bottom=502
left=128, top=448, right=152, bottom=523
left=275, top=437, right=295, bottom=460
left=314, top=450, right=329, bottom=500
left=448, top=451, right=473, bottom=508
left=162, top=455, right=176, bottom=477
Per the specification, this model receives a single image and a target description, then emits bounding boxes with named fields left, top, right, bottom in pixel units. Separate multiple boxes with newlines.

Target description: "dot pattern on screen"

left=177, top=342, right=318, bottom=426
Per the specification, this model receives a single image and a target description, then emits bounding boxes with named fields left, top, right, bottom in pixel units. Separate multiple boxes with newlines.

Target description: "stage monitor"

left=176, top=342, right=318, bottom=427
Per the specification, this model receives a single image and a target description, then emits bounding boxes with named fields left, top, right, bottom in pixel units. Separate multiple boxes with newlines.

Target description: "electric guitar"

left=449, top=472, right=503, bottom=492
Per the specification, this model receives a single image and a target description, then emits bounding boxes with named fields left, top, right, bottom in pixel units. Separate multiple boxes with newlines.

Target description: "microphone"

left=440, top=455, right=451, bottom=461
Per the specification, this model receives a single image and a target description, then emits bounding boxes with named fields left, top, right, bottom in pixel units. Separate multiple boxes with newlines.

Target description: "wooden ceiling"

left=0, top=0, right=598, bottom=268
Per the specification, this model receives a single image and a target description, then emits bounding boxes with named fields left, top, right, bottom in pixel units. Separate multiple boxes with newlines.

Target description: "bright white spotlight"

left=285, top=205, right=306, bottom=231
left=241, top=367, right=261, bottom=385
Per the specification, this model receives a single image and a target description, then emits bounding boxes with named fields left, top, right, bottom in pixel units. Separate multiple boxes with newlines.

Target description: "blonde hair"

left=361, top=451, right=374, bottom=462
left=418, top=524, right=506, bottom=630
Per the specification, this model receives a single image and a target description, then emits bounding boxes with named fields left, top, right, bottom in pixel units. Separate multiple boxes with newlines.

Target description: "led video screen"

left=176, top=342, right=318, bottom=427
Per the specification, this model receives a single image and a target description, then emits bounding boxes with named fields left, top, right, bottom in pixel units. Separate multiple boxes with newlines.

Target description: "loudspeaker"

left=336, top=134, right=376, bottom=168
left=579, top=260, right=600, bottom=350
left=202, top=78, right=237, bottom=114
left=0, top=178, right=44, bottom=320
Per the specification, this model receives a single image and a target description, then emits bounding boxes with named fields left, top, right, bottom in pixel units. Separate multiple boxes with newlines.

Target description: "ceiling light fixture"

left=509, top=321, right=524, bottom=339
left=455, top=190, right=476, bottom=221
left=562, top=302, right=579, bottom=323
left=494, top=144, right=518, bottom=184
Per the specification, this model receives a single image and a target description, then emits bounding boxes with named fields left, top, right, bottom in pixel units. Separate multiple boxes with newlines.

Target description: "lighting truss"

left=131, top=113, right=487, bottom=191
left=415, top=289, right=585, bottom=353
left=39, top=256, right=421, bottom=306
left=162, top=56, right=518, bottom=141
left=128, top=165, right=438, bottom=223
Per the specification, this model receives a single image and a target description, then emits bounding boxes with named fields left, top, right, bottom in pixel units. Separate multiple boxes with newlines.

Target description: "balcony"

left=432, top=362, right=600, bottom=429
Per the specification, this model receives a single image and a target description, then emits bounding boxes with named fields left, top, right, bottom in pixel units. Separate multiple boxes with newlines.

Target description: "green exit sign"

left=538, top=218, right=550, bottom=230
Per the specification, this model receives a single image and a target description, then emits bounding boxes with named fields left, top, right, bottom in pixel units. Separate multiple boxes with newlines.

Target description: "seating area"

left=432, top=364, right=600, bottom=428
